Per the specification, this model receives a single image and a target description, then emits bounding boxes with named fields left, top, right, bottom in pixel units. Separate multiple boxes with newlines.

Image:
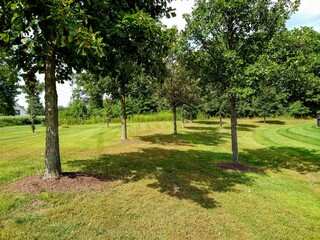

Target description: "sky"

left=16, top=0, right=320, bottom=108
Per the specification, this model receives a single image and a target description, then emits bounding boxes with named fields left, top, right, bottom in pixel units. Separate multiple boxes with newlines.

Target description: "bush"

left=0, top=116, right=45, bottom=126
left=129, top=111, right=172, bottom=123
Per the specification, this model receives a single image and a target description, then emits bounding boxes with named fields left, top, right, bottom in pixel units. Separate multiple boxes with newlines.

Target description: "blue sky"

left=163, top=0, right=320, bottom=32
left=286, top=0, right=320, bottom=31
left=17, top=0, right=320, bottom=108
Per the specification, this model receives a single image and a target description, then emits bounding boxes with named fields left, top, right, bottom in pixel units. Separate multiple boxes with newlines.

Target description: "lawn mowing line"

left=278, top=127, right=320, bottom=148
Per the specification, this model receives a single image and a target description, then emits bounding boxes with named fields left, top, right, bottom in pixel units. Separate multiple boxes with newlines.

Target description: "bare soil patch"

left=1, top=172, right=112, bottom=194
left=216, top=162, right=264, bottom=174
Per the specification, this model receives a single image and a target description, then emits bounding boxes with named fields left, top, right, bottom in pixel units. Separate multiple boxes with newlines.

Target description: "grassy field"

left=0, top=119, right=319, bottom=239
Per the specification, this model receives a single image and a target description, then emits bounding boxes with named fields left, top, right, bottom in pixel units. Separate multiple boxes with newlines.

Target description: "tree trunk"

left=120, top=83, right=127, bottom=140
left=189, top=113, right=193, bottom=123
left=30, top=102, right=35, bottom=133
left=264, top=114, right=266, bottom=123
left=173, top=104, right=177, bottom=135
left=181, top=113, right=185, bottom=129
left=219, top=112, right=222, bottom=128
left=44, top=49, right=61, bottom=178
left=230, top=95, right=239, bottom=163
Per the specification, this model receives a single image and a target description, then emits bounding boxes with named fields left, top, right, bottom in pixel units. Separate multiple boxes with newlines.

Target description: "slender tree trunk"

left=44, top=49, right=61, bottom=178
left=173, top=104, right=177, bottom=135
left=264, top=114, right=266, bottom=123
left=189, top=113, right=193, bottom=123
left=230, top=95, right=239, bottom=163
left=219, top=111, right=222, bottom=128
left=31, top=108, right=35, bottom=133
left=120, top=82, right=127, bottom=140
left=181, top=113, right=185, bottom=129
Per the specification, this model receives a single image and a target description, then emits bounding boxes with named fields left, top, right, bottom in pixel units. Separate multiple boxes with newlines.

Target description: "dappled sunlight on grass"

left=67, top=148, right=254, bottom=208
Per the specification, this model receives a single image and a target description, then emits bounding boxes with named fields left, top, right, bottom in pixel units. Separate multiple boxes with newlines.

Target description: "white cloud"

left=161, top=0, right=195, bottom=30
left=286, top=0, right=320, bottom=31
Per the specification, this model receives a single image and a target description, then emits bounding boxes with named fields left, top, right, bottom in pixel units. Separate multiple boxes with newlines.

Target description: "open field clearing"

left=0, top=119, right=319, bottom=239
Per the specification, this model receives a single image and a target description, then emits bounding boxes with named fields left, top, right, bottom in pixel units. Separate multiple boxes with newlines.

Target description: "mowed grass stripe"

left=277, top=126, right=320, bottom=148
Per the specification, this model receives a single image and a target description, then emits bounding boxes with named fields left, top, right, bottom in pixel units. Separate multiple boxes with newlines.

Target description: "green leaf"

left=68, top=35, right=73, bottom=43
left=11, top=3, right=17, bottom=10
left=0, top=33, right=9, bottom=43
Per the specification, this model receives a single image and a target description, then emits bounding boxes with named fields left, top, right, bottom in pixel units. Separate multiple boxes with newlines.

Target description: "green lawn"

left=0, top=119, right=319, bottom=239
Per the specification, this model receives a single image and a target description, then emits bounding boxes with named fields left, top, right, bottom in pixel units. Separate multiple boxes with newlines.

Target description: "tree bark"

left=219, top=112, right=223, bottom=128
left=173, top=104, right=177, bottom=135
left=230, top=95, right=239, bottom=163
left=264, top=114, right=266, bottom=123
left=120, top=82, right=127, bottom=140
left=189, top=113, right=193, bottom=123
left=44, top=48, right=61, bottom=178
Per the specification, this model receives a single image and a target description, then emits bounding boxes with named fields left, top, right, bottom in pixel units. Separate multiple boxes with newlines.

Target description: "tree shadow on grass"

left=241, top=147, right=320, bottom=173
left=224, top=124, right=258, bottom=132
left=255, top=120, right=286, bottom=125
left=66, top=148, right=254, bottom=209
left=194, top=120, right=224, bottom=125
left=185, top=126, right=216, bottom=131
left=137, top=128, right=229, bottom=146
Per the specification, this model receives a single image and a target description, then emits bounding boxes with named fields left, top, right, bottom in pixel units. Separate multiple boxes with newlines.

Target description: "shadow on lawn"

left=241, top=147, right=320, bottom=173
left=224, top=124, right=259, bottom=132
left=255, top=120, right=286, bottom=125
left=67, top=148, right=253, bottom=209
left=194, top=120, right=223, bottom=125
left=137, top=127, right=229, bottom=146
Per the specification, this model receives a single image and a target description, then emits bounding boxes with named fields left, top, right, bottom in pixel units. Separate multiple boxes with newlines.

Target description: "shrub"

left=0, top=116, right=45, bottom=126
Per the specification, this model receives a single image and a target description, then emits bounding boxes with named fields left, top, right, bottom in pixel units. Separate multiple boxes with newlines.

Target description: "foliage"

left=0, top=49, right=20, bottom=116
left=288, top=101, right=311, bottom=118
left=72, top=71, right=107, bottom=109
left=264, top=27, right=320, bottom=116
left=21, top=78, right=44, bottom=132
left=0, top=116, right=44, bottom=126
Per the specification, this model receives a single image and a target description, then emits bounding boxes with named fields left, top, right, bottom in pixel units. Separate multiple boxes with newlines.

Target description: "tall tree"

left=0, top=0, right=104, bottom=178
left=183, top=0, right=299, bottom=163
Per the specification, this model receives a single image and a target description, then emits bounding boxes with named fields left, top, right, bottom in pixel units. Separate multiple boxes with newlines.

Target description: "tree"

left=183, top=0, right=299, bottom=163
left=163, top=60, right=199, bottom=134
left=21, top=74, right=44, bottom=132
left=72, top=71, right=107, bottom=110
left=1, top=0, right=105, bottom=178
left=264, top=27, right=320, bottom=116
left=102, top=22, right=174, bottom=140
left=0, top=49, right=19, bottom=116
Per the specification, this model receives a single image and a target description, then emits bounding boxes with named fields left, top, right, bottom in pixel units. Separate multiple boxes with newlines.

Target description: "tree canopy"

left=182, top=0, right=300, bottom=163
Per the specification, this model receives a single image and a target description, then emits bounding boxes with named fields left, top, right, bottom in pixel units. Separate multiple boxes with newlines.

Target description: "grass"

left=0, top=118, right=319, bottom=239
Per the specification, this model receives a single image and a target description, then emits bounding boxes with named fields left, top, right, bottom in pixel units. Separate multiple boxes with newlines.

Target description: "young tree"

left=102, top=23, right=174, bottom=140
left=72, top=71, right=107, bottom=110
left=183, top=0, right=299, bottom=163
left=21, top=75, right=44, bottom=132
left=163, top=62, right=199, bottom=134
